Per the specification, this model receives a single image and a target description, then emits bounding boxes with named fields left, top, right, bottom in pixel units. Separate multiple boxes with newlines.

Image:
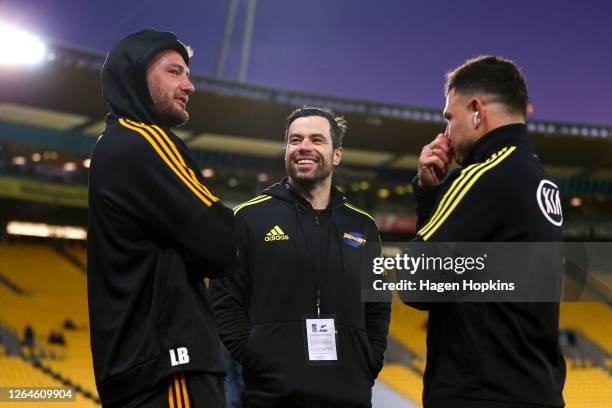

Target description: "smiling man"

left=88, top=30, right=236, bottom=408
left=210, top=106, right=390, bottom=407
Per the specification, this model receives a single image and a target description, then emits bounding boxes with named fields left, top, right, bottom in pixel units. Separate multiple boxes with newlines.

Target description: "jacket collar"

left=263, top=177, right=347, bottom=211
left=463, top=123, right=529, bottom=165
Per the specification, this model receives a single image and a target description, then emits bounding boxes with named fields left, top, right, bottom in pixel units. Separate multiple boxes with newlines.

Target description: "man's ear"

left=470, top=98, right=485, bottom=129
left=333, top=147, right=342, bottom=166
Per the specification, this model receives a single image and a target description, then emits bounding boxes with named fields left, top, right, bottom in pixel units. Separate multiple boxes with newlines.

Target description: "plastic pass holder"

left=303, top=315, right=339, bottom=365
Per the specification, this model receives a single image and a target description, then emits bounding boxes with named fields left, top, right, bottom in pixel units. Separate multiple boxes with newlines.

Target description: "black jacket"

left=411, top=124, right=566, bottom=407
left=210, top=180, right=391, bottom=407
left=87, top=30, right=236, bottom=406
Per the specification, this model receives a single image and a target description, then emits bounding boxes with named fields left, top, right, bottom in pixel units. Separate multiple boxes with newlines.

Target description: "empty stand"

left=2, top=242, right=612, bottom=408
left=560, top=303, right=612, bottom=354
left=388, top=296, right=428, bottom=357
left=0, top=243, right=98, bottom=406
left=563, top=365, right=612, bottom=408
left=385, top=298, right=612, bottom=407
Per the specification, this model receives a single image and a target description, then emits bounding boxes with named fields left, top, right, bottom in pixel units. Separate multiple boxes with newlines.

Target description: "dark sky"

left=3, top=0, right=611, bottom=125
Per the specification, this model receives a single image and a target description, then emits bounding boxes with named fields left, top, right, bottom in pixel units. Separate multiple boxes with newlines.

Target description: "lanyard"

left=300, top=210, right=332, bottom=317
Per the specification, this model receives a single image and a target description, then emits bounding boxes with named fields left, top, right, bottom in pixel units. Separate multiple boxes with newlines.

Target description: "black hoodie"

left=210, top=180, right=391, bottom=407
left=88, top=30, right=236, bottom=406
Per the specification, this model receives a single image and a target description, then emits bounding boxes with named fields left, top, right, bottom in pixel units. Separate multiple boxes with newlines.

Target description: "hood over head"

left=101, top=29, right=190, bottom=125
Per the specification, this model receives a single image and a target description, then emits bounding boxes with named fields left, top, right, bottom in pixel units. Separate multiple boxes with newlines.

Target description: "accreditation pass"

left=305, top=318, right=337, bottom=361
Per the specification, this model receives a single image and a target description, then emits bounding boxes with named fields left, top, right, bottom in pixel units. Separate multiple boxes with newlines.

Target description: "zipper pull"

left=314, top=214, right=319, bottom=225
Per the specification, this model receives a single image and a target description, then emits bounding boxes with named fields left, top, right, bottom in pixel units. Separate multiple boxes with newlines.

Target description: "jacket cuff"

left=411, top=174, right=442, bottom=204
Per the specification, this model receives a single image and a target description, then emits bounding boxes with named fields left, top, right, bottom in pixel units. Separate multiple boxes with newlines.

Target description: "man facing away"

left=408, top=55, right=566, bottom=407
left=210, top=106, right=391, bottom=407
left=88, top=30, right=236, bottom=408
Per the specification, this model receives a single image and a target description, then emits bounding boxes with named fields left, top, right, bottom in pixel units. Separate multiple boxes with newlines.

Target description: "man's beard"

left=150, top=87, right=189, bottom=127
left=286, top=154, right=333, bottom=188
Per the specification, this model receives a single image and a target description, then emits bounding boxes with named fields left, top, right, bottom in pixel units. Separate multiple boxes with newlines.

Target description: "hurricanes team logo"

left=537, top=180, right=563, bottom=226
left=265, top=225, right=290, bottom=241
left=343, top=232, right=367, bottom=248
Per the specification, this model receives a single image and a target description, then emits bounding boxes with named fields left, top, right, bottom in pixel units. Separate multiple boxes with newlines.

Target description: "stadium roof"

left=2, top=42, right=612, bottom=179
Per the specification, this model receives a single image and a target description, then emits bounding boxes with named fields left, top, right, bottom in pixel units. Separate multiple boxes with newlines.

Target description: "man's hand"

left=418, top=132, right=453, bottom=188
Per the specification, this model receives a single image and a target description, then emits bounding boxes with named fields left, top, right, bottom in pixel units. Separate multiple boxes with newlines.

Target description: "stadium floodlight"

left=0, top=24, right=46, bottom=65
left=12, top=156, right=26, bottom=165
left=63, top=162, right=77, bottom=171
left=6, top=221, right=87, bottom=240
left=201, top=168, right=214, bottom=178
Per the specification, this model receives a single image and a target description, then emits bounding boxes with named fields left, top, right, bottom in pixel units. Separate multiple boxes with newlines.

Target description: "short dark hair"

left=445, top=55, right=528, bottom=116
left=285, top=106, right=347, bottom=149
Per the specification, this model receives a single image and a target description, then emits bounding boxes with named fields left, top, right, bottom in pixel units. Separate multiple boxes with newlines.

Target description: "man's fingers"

left=435, top=133, right=451, bottom=148
left=429, top=145, right=449, bottom=157
left=429, top=138, right=450, bottom=156
left=434, top=133, right=446, bottom=142
left=418, top=165, right=439, bottom=188
left=436, top=133, right=452, bottom=151
left=423, top=146, right=450, bottom=168
left=421, top=155, right=446, bottom=171
left=433, top=149, right=449, bottom=165
left=419, top=132, right=453, bottom=188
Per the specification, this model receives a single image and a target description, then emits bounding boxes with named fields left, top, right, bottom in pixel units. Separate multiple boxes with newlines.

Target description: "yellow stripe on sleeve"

left=420, top=146, right=516, bottom=241
left=233, top=195, right=272, bottom=215
left=232, top=195, right=266, bottom=212
left=150, top=123, right=218, bottom=203
left=118, top=118, right=213, bottom=206
left=344, top=203, right=376, bottom=223
left=418, top=147, right=507, bottom=236
left=418, top=147, right=508, bottom=237
left=125, top=119, right=218, bottom=204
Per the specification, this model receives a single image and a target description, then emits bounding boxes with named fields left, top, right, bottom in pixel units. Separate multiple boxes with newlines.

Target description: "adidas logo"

left=265, top=225, right=290, bottom=242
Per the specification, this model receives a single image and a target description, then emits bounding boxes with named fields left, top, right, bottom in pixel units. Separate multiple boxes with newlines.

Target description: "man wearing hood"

left=210, top=106, right=391, bottom=407
left=88, top=30, right=236, bottom=407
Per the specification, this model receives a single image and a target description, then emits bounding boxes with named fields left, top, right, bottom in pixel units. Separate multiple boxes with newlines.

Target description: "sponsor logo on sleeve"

left=537, top=179, right=563, bottom=226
